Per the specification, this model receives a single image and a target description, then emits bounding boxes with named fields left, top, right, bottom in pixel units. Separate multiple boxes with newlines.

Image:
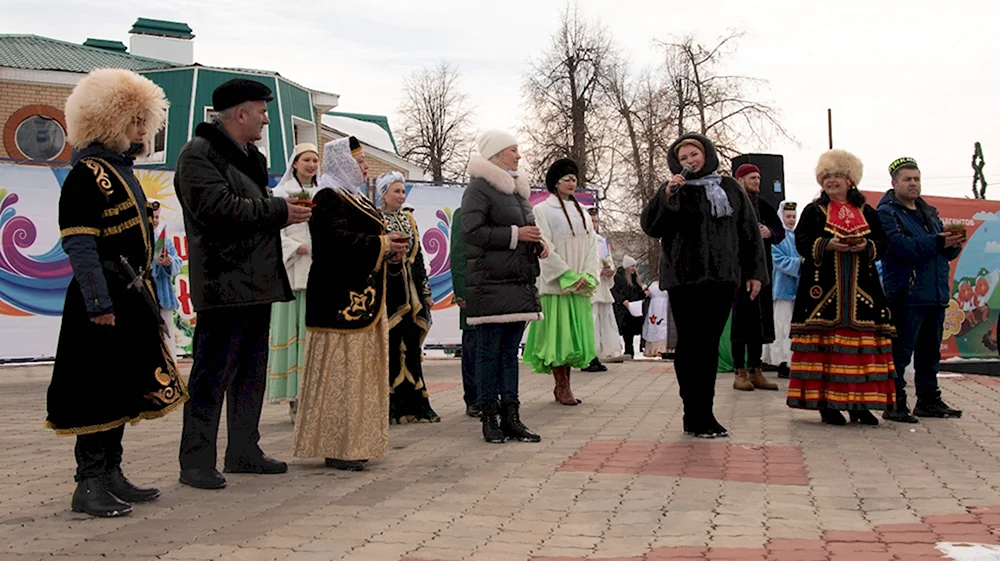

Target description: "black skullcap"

left=889, top=157, right=918, bottom=176
left=348, top=136, right=363, bottom=155
left=212, top=79, right=274, bottom=112
left=545, top=158, right=579, bottom=192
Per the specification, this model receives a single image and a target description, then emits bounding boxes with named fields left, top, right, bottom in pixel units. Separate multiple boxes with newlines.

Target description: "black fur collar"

left=194, top=122, right=269, bottom=188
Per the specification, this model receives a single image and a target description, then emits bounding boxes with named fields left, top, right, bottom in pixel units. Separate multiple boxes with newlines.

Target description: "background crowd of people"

left=46, top=68, right=971, bottom=519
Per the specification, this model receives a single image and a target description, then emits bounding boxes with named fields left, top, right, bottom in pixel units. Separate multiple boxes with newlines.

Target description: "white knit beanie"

left=477, top=130, right=518, bottom=160
left=622, top=255, right=637, bottom=269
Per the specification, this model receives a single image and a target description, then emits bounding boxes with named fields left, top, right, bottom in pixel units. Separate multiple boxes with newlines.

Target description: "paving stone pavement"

left=4, top=360, right=1000, bottom=561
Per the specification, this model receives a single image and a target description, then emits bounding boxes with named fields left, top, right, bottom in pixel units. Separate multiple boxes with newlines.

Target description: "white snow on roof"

left=321, top=115, right=396, bottom=154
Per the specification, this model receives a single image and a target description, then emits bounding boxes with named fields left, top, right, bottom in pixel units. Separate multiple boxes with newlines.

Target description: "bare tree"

left=396, top=62, right=474, bottom=182
left=521, top=3, right=615, bottom=186
left=661, top=31, right=791, bottom=163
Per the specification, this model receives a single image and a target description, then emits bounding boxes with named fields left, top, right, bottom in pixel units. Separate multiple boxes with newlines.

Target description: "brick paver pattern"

left=3, top=360, right=1000, bottom=561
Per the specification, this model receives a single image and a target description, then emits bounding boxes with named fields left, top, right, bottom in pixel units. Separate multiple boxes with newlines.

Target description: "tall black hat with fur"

left=545, top=158, right=579, bottom=192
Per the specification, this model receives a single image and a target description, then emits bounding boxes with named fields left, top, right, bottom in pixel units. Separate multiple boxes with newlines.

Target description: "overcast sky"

left=5, top=0, right=1000, bottom=205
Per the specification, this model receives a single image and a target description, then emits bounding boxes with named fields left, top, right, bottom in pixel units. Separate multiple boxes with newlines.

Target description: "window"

left=205, top=106, right=270, bottom=166
left=292, top=117, right=316, bottom=147
left=14, top=115, right=65, bottom=161
left=134, top=109, right=168, bottom=165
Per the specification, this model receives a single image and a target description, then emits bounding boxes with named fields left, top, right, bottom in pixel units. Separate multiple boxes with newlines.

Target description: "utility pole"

left=827, top=109, right=833, bottom=149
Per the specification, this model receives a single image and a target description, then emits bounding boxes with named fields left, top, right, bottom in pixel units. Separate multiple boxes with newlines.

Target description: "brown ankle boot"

left=552, top=366, right=581, bottom=406
left=749, top=367, right=778, bottom=391
left=733, top=369, right=754, bottom=391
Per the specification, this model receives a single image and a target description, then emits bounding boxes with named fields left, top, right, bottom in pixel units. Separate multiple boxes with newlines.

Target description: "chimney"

left=128, top=18, right=194, bottom=65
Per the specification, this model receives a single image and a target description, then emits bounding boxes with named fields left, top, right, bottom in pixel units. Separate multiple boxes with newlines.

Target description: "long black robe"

left=47, top=148, right=187, bottom=435
left=731, top=196, right=785, bottom=344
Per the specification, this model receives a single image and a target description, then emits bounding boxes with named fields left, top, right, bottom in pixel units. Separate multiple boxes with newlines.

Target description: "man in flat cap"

left=877, top=157, right=965, bottom=423
left=175, top=78, right=312, bottom=489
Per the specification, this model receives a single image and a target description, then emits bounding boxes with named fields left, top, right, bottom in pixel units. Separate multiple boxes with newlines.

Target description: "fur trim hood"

left=815, top=149, right=863, bottom=186
left=65, top=68, right=168, bottom=155
left=466, top=155, right=531, bottom=199
left=667, top=133, right=720, bottom=179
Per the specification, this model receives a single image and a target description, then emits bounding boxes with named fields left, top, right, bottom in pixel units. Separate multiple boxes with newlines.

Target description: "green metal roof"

left=82, top=38, right=127, bottom=53
left=326, top=111, right=397, bottom=152
left=0, top=34, right=179, bottom=73
left=129, top=18, right=194, bottom=40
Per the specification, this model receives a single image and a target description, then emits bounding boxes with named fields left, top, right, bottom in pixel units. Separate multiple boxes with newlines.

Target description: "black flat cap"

left=212, top=79, right=274, bottom=112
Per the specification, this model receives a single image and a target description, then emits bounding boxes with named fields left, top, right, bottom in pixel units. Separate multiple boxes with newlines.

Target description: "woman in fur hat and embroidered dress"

left=292, top=137, right=409, bottom=471
left=266, top=143, right=319, bottom=421
left=377, top=171, right=440, bottom=424
left=523, top=158, right=599, bottom=405
left=48, top=68, right=186, bottom=517
left=786, top=150, right=896, bottom=425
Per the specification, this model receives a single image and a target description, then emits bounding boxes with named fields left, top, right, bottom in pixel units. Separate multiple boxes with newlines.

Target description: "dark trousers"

left=621, top=318, right=642, bottom=356
left=476, top=322, right=525, bottom=407
left=461, top=329, right=479, bottom=407
left=75, top=424, right=125, bottom=481
left=731, top=340, right=763, bottom=369
left=668, top=282, right=737, bottom=423
left=890, top=304, right=945, bottom=400
left=179, top=304, right=271, bottom=470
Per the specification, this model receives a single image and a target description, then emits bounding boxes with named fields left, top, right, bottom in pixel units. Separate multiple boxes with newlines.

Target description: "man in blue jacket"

left=877, top=157, right=965, bottom=423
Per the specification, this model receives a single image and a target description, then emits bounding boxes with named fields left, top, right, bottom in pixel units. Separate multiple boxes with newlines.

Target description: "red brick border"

left=3, top=104, right=71, bottom=164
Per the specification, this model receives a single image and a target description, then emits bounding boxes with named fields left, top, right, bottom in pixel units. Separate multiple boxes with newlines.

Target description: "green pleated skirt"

left=524, top=293, right=597, bottom=374
left=266, top=290, right=307, bottom=402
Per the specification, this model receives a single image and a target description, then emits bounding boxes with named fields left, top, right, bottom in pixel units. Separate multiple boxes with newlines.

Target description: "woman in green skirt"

left=267, top=143, right=319, bottom=421
left=523, top=158, right=600, bottom=406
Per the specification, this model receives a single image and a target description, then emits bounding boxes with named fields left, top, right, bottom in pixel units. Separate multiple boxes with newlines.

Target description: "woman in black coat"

left=611, top=258, right=646, bottom=357
left=462, top=130, right=547, bottom=444
left=641, top=134, right=768, bottom=439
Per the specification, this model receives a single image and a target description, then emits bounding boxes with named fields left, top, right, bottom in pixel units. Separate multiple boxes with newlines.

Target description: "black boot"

left=499, top=402, right=541, bottom=443
left=820, top=408, right=847, bottom=426
left=777, top=363, right=790, bottom=379
left=581, top=358, right=607, bottom=373
left=914, top=392, right=963, bottom=418
left=102, top=468, right=160, bottom=503
left=849, top=410, right=879, bottom=426
left=324, top=459, right=366, bottom=471
left=71, top=477, right=132, bottom=518
left=465, top=404, right=482, bottom=418
left=883, top=394, right=919, bottom=424
left=480, top=401, right=505, bottom=444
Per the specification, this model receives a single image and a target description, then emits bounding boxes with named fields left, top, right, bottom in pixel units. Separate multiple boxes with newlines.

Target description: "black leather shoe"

left=71, top=477, right=132, bottom=517
left=179, top=468, right=227, bottom=490
left=102, top=468, right=160, bottom=503
left=465, top=404, right=482, bottom=418
left=325, top=458, right=366, bottom=471
left=224, top=454, right=288, bottom=475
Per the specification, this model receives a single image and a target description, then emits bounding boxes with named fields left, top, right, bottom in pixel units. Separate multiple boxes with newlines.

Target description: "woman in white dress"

left=266, top=143, right=319, bottom=421
left=643, top=280, right=670, bottom=358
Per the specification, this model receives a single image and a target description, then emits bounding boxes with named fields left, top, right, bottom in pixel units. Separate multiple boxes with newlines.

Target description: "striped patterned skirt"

left=786, top=328, right=896, bottom=411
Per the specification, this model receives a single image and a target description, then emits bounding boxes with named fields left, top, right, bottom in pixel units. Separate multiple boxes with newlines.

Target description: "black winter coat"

left=732, top=196, right=785, bottom=344
left=641, top=133, right=768, bottom=291
left=461, top=156, right=542, bottom=325
left=174, top=122, right=293, bottom=311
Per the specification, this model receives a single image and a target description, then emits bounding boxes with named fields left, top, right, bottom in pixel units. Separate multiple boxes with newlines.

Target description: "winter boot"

left=749, top=367, right=779, bottom=391
left=883, top=394, right=919, bottom=424
left=914, top=392, right=963, bottom=418
left=71, top=477, right=132, bottom=518
left=553, top=366, right=581, bottom=405
left=849, top=410, right=879, bottom=426
left=581, top=358, right=607, bottom=372
left=480, top=401, right=506, bottom=444
left=101, top=468, right=160, bottom=503
left=499, top=402, right=541, bottom=443
left=819, top=408, right=847, bottom=426
left=733, top=369, right=754, bottom=391
left=777, top=363, right=791, bottom=379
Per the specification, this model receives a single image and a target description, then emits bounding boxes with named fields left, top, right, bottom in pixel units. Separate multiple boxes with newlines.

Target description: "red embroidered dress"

left=786, top=200, right=896, bottom=411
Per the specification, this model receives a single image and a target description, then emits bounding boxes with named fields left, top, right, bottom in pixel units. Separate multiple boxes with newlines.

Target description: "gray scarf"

left=685, top=174, right=734, bottom=218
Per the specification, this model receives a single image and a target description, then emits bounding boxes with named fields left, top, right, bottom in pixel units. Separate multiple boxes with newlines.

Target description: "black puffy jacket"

left=461, top=155, right=542, bottom=325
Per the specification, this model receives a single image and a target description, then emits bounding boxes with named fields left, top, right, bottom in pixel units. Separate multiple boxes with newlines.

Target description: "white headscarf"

left=376, top=171, right=406, bottom=199
left=316, top=138, right=365, bottom=195
left=776, top=200, right=798, bottom=232
left=276, top=143, right=319, bottom=188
